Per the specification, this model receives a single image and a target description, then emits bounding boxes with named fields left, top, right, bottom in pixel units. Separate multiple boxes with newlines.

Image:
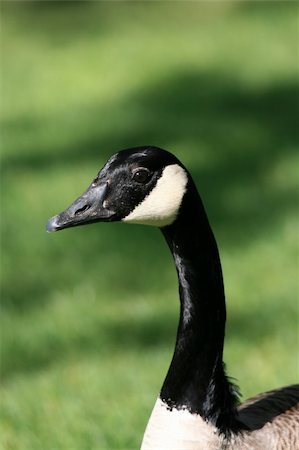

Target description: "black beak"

left=46, top=182, right=115, bottom=232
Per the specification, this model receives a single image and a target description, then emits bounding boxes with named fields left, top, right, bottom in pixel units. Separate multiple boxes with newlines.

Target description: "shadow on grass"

left=4, top=72, right=298, bottom=170
left=1, top=293, right=295, bottom=383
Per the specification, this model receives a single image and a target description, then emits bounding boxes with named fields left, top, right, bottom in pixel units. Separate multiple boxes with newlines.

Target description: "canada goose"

left=47, top=146, right=299, bottom=449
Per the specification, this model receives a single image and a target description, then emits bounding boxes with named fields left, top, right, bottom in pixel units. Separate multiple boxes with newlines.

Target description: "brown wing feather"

left=237, top=384, right=299, bottom=431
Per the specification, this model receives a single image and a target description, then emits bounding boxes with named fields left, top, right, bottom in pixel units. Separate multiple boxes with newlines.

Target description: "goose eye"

left=132, top=168, right=151, bottom=184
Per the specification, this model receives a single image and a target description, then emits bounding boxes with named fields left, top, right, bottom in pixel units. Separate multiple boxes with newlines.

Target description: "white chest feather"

left=123, top=164, right=188, bottom=227
left=140, top=399, right=284, bottom=450
left=140, top=398, right=221, bottom=450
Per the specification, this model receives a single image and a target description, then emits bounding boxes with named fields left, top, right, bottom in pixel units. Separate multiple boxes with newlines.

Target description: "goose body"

left=47, top=146, right=299, bottom=449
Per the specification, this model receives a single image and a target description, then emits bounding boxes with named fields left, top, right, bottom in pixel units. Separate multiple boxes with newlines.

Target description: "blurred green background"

left=1, top=1, right=298, bottom=449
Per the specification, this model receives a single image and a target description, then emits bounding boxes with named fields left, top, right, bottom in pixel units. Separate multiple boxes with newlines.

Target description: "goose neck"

left=160, top=190, right=238, bottom=430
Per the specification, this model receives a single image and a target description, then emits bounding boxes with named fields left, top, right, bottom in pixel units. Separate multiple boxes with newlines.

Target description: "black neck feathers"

left=160, top=179, right=239, bottom=433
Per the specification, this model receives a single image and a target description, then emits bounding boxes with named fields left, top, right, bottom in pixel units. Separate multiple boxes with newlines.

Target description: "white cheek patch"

left=122, top=164, right=188, bottom=227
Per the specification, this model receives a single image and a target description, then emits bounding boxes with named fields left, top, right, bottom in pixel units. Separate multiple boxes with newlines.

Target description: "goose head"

left=47, top=146, right=189, bottom=232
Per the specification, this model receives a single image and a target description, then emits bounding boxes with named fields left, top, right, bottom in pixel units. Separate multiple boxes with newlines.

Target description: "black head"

left=46, top=146, right=190, bottom=232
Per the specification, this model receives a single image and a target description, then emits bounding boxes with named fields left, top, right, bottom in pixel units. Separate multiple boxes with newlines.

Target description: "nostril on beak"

left=74, top=204, right=91, bottom=216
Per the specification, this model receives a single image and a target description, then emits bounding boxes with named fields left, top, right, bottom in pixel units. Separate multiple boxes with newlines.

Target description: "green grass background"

left=1, top=1, right=298, bottom=449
